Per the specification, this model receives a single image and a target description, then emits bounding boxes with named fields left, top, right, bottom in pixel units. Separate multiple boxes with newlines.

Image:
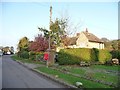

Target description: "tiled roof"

left=83, top=31, right=103, bottom=43
left=69, top=37, right=77, bottom=45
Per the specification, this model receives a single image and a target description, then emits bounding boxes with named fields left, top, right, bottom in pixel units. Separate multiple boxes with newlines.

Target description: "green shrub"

left=91, top=48, right=99, bottom=61
left=35, top=52, right=44, bottom=55
left=118, top=51, right=120, bottom=60
left=58, top=48, right=97, bottom=65
left=110, top=50, right=120, bottom=60
left=58, top=48, right=112, bottom=65
left=29, top=51, right=36, bottom=56
left=20, top=51, right=29, bottom=59
left=29, top=51, right=44, bottom=61
left=17, top=51, right=21, bottom=57
left=58, top=50, right=80, bottom=65
left=29, top=51, right=36, bottom=60
left=98, top=50, right=112, bottom=64
left=36, top=53, right=44, bottom=61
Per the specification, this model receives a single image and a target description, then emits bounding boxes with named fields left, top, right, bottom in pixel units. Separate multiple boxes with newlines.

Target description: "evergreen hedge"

left=19, top=51, right=29, bottom=59
left=110, top=50, right=120, bottom=60
left=29, top=51, right=36, bottom=60
left=17, top=50, right=44, bottom=60
left=98, top=50, right=112, bottom=64
left=29, top=51, right=44, bottom=61
left=58, top=48, right=112, bottom=65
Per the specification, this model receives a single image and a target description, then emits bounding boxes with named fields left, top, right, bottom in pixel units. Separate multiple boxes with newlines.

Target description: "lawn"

left=36, top=64, right=119, bottom=88
left=36, top=66, right=111, bottom=88
left=57, top=65, right=118, bottom=87
left=90, top=65, right=119, bottom=71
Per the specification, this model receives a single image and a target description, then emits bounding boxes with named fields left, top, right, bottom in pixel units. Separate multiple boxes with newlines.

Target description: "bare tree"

left=59, top=10, right=83, bottom=37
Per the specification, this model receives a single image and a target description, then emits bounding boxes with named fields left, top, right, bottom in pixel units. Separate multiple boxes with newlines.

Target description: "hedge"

left=58, top=48, right=112, bottom=65
left=29, top=51, right=44, bottom=61
left=91, top=48, right=99, bottom=62
left=58, top=48, right=97, bottom=65
left=110, top=50, right=120, bottom=60
left=19, top=51, right=29, bottom=59
left=58, top=50, right=80, bottom=65
left=29, top=51, right=36, bottom=60
left=98, top=50, right=112, bottom=64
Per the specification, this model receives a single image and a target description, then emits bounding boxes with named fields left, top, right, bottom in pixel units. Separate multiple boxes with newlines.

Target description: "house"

left=56, top=28, right=104, bottom=52
left=76, top=28, right=104, bottom=49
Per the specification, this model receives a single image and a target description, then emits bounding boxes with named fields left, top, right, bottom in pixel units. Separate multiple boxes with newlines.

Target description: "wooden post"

left=46, top=49, right=55, bottom=67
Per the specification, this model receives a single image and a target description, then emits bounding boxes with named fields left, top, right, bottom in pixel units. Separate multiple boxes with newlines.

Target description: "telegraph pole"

left=48, top=6, right=52, bottom=50
left=47, top=5, right=54, bottom=67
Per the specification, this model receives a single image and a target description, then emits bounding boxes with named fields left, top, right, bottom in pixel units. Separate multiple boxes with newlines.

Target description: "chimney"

left=86, top=28, right=88, bottom=33
left=76, top=33, right=80, bottom=36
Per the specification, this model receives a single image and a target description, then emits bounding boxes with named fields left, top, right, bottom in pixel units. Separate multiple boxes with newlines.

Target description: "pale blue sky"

left=0, top=1, right=118, bottom=50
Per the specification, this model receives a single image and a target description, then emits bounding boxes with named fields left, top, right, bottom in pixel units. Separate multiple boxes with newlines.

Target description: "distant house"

left=57, top=28, right=104, bottom=52
left=75, top=28, right=104, bottom=49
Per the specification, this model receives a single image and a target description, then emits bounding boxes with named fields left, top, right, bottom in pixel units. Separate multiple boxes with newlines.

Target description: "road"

left=0, top=56, right=2, bottom=89
left=2, top=55, right=67, bottom=88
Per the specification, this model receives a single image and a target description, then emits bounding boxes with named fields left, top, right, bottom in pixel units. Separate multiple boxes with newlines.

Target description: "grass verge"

left=11, top=55, right=45, bottom=65
left=57, top=66, right=118, bottom=86
left=36, top=66, right=111, bottom=88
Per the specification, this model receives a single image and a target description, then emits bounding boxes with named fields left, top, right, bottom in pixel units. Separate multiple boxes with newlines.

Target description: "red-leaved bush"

left=29, top=34, right=48, bottom=52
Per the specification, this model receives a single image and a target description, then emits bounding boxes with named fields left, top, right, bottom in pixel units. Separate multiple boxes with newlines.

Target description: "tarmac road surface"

left=0, top=56, right=2, bottom=89
left=2, top=55, right=67, bottom=88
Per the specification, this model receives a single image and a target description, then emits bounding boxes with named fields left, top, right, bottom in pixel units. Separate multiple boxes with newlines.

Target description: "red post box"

left=44, top=53, right=49, bottom=61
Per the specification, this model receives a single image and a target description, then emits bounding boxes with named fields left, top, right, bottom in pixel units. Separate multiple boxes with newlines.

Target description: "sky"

left=0, top=0, right=119, bottom=51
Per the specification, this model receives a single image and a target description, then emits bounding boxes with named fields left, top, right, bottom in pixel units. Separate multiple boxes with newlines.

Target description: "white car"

left=7, top=51, right=11, bottom=55
left=0, top=51, right=3, bottom=56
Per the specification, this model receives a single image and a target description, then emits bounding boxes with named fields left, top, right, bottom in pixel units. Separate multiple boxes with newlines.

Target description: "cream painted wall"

left=76, top=32, right=88, bottom=48
left=76, top=32, right=104, bottom=49
left=88, top=42, right=99, bottom=49
left=99, top=43, right=104, bottom=49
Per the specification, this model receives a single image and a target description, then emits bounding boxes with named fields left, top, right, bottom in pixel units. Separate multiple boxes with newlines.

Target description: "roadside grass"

left=93, top=72, right=118, bottom=85
left=11, top=55, right=45, bottom=65
left=36, top=66, right=111, bottom=88
left=90, top=65, right=119, bottom=71
left=57, top=65, right=118, bottom=86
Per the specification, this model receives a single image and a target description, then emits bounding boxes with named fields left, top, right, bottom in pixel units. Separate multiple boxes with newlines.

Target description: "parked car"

left=0, top=50, right=3, bottom=56
left=3, top=51, right=11, bottom=55
left=7, top=51, right=11, bottom=55
left=55, top=53, right=58, bottom=62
